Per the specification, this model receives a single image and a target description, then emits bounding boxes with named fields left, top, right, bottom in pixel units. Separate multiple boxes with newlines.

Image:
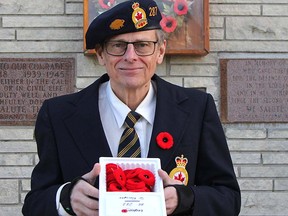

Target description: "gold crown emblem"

left=175, top=155, right=188, bottom=168
left=132, top=2, right=140, bottom=9
left=131, top=2, right=147, bottom=29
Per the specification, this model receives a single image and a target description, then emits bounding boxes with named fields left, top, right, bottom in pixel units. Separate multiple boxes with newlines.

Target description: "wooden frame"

left=83, top=0, right=209, bottom=55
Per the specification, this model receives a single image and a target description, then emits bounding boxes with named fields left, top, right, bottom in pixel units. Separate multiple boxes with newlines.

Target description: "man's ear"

left=95, top=48, right=105, bottom=66
left=157, top=40, right=166, bottom=64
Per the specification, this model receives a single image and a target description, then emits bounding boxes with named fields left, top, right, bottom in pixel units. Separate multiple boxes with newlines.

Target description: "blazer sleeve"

left=174, top=94, right=241, bottom=216
left=22, top=100, right=62, bottom=216
left=191, top=94, right=241, bottom=215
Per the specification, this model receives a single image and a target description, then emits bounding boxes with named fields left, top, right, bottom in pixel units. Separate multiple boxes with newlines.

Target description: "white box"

left=99, top=157, right=166, bottom=216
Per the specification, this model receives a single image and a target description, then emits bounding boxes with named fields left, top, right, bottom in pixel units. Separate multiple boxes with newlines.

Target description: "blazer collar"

left=148, top=75, right=190, bottom=169
left=64, top=74, right=191, bottom=169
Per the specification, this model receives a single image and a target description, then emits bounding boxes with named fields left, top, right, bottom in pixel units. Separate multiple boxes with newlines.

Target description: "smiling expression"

left=96, top=30, right=166, bottom=93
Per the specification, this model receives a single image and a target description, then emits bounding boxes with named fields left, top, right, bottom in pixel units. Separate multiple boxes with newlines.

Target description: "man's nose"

left=124, top=44, right=138, bottom=59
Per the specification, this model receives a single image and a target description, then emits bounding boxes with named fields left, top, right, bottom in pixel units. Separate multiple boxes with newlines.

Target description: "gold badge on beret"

left=169, top=155, right=189, bottom=185
left=131, top=2, right=148, bottom=29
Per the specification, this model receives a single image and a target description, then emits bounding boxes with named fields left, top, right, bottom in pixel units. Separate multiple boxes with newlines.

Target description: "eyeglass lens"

left=105, top=41, right=157, bottom=56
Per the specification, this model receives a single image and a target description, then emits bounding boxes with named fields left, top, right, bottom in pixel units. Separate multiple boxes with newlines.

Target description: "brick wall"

left=0, top=0, right=288, bottom=215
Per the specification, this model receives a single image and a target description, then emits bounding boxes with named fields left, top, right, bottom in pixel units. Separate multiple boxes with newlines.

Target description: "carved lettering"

left=0, top=58, right=75, bottom=125
left=221, top=59, right=288, bottom=122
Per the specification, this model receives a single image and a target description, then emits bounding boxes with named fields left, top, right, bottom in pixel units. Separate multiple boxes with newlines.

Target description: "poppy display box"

left=99, top=157, right=166, bottom=216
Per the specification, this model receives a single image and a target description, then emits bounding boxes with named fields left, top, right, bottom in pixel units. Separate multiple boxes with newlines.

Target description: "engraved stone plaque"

left=0, top=58, right=75, bottom=125
left=220, top=59, right=288, bottom=123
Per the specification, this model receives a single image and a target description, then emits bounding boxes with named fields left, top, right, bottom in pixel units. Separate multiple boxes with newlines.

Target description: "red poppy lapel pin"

left=156, top=132, right=174, bottom=150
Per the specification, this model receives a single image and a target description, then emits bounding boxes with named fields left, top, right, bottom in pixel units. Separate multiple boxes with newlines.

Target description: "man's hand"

left=158, top=169, right=183, bottom=215
left=70, top=163, right=101, bottom=216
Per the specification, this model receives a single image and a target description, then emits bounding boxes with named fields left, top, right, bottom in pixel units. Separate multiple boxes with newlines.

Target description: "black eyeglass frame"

left=104, top=40, right=158, bottom=57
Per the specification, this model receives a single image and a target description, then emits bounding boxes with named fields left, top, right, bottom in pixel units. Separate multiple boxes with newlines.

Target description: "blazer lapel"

left=63, top=75, right=112, bottom=168
left=148, top=76, right=191, bottom=169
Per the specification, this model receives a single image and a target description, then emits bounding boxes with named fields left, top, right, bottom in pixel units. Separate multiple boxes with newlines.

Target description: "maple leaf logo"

left=135, top=12, right=143, bottom=20
left=174, top=172, right=185, bottom=182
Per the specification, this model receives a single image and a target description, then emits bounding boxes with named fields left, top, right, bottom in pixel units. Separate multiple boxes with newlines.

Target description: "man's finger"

left=158, top=169, right=184, bottom=186
left=83, top=163, right=101, bottom=185
left=158, top=169, right=172, bottom=186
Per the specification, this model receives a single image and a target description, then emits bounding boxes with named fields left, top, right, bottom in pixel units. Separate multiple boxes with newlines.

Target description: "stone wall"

left=0, top=0, right=288, bottom=215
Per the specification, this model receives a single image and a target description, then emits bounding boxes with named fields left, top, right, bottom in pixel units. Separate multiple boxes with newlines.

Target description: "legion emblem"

left=169, top=155, right=189, bottom=185
left=131, top=2, right=148, bottom=29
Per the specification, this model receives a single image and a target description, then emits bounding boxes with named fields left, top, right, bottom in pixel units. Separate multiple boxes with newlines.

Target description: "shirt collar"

left=106, top=81, right=156, bottom=128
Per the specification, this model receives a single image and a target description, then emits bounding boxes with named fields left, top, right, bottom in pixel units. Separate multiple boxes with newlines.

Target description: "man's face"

left=96, top=30, right=166, bottom=92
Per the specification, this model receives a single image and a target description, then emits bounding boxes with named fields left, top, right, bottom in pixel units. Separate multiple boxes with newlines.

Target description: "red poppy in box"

left=105, top=163, right=156, bottom=192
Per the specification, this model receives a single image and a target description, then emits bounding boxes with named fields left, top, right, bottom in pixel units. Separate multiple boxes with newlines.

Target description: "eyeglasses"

left=104, top=41, right=158, bottom=56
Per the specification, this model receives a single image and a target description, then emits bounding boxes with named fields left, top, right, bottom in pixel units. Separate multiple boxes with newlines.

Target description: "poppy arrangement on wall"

left=83, top=0, right=209, bottom=55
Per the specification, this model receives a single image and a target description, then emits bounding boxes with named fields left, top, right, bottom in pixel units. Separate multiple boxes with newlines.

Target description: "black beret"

left=85, top=0, right=162, bottom=49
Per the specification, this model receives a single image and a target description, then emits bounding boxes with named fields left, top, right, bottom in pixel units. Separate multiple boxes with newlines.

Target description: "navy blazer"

left=23, top=74, right=241, bottom=215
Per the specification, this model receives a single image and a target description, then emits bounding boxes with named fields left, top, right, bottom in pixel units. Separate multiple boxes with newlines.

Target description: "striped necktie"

left=117, top=111, right=141, bottom=158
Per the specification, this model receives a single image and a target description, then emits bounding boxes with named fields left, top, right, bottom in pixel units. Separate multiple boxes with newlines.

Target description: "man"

left=22, top=0, right=241, bottom=215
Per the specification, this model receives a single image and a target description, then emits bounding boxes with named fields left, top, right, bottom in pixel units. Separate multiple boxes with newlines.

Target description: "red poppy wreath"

left=156, top=132, right=174, bottom=150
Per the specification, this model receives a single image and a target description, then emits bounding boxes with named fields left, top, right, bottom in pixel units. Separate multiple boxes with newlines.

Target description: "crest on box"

left=169, top=155, right=188, bottom=185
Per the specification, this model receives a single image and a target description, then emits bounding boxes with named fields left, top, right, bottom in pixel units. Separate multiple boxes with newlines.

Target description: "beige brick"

left=263, top=153, right=288, bottom=164
left=170, top=65, right=218, bottom=77
left=170, top=53, right=218, bottom=64
left=77, top=54, right=104, bottom=77
left=241, top=192, right=288, bottom=215
left=268, top=129, right=288, bottom=139
left=0, top=141, right=36, bottom=153
left=76, top=77, right=98, bottom=89
left=263, top=5, right=288, bottom=16
left=3, top=16, right=82, bottom=28
left=0, top=0, right=64, bottom=14
left=0, top=128, right=34, bottom=141
left=0, top=41, right=82, bottom=53
left=21, top=192, right=27, bottom=204
left=275, top=179, right=288, bottom=191
left=231, top=153, right=261, bottom=164
left=66, top=2, right=83, bottom=14
left=225, top=128, right=266, bottom=139
left=0, top=180, right=19, bottom=204
left=21, top=179, right=31, bottom=191
left=238, top=179, right=273, bottom=191
left=210, top=16, right=224, bottom=28
left=156, top=58, right=167, bottom=76
left=226, top=17, right=288, bottom=40
left=17, top=29, right=83, bottom=40
left=228, top=139, right=288, bottom=152
left=241, top=166, right=288, bottom=178
left=0, top=167, right=33, bottom=178
left=211, top=41, right=288, bottom=53
left=0, top=205, right=23, bottom=216
left=161, top=77, right=183, bottom=87
left=184, top=77, right=219, bottom=100
left=210, top=28, right=225, bottom=40
left=210, top=4, right=261, bottom=16
left=0, top=29, right=15, bottom=40
left=0, top=154, right=34, bottom=166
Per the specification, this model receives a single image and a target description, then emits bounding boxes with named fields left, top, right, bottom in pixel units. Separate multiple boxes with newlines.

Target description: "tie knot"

left=125, top=111, right=141, bottom=128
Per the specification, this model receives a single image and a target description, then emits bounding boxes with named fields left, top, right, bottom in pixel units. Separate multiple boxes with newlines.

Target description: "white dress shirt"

left=56, top=80, right=156, bottom=215
left=99, top=80, right=156, bottom=157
